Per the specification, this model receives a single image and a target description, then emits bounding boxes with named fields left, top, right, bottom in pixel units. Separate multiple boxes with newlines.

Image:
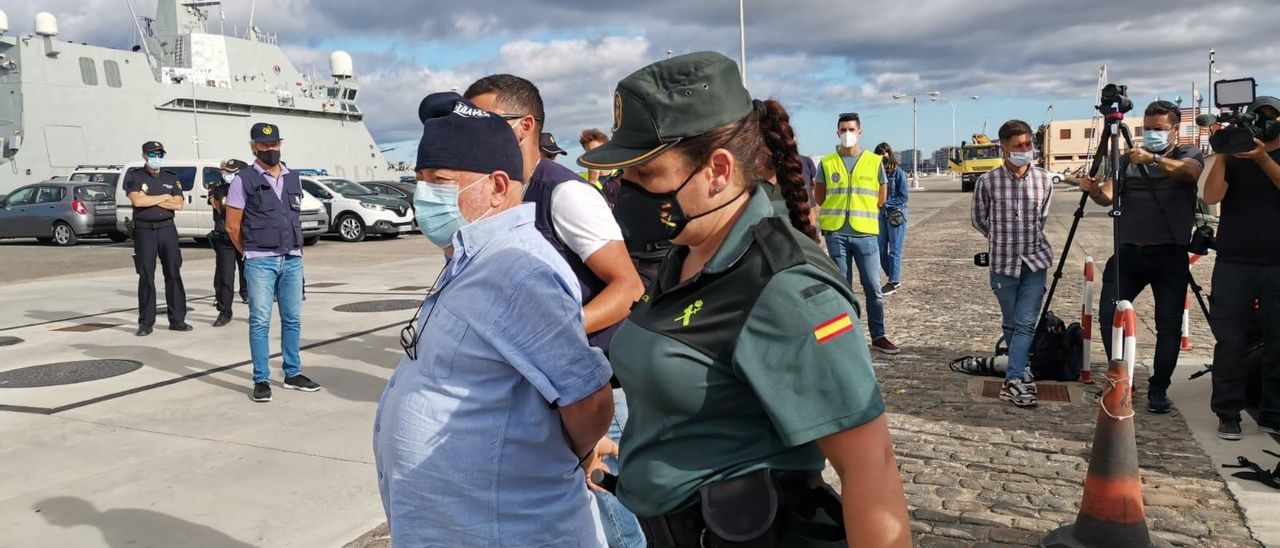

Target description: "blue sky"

left=15, top=0, right=1280, bottom=169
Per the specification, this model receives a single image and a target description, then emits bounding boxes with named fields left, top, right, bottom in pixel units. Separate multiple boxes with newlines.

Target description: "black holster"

left=639, top=470, right=846, bottom=548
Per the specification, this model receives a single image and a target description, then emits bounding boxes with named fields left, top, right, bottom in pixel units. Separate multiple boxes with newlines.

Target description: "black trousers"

left=134, top=223, right=186, bottom=327
left=1209, top=261, right=1280, bottom=423
left=1098, top=244, right=1189, bottom=390
left=211, top=233, right=245, bottom=315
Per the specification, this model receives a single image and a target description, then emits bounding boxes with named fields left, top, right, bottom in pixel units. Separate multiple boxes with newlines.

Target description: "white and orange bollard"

left=1180, top=254, right=1202, bottom=352
left=1112, top=300, right=1139, bottom=390
left=1080, top=256, right=1095, bottom=384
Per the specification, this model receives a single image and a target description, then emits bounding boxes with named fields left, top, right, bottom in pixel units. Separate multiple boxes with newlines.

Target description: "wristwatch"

left=1148, top=154, right=1162, bottom=166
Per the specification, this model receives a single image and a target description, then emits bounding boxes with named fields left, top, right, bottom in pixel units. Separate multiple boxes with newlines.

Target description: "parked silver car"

left=0, top=181, right=120, bottom=246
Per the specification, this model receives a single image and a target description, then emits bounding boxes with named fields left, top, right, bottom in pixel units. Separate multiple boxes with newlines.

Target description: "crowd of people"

left=117, top=49, right=1280, bottom=547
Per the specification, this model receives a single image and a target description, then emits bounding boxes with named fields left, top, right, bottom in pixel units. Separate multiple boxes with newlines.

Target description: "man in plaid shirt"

left=971, top=120, right=1054, bottom=408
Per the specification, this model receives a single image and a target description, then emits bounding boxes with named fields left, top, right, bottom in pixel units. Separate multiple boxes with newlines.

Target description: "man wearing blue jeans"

left=225, top=122, right=321, bottom=402
left=971, top=120, right=1054, bottom=408
left=816, top=112, right=899, bottom=354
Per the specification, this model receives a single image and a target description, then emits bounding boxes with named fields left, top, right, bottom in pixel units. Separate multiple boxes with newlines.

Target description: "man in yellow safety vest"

left=815, top=112, right=899, bottom=354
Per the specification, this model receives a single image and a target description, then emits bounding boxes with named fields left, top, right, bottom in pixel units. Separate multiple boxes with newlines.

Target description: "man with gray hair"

left=374, top=92, right=614, bottom=546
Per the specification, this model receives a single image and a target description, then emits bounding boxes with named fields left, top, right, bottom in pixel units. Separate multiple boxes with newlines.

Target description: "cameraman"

left=1079, top=100, right=1204, bottom=414
left=1203, top=96, right=1280, bottom=440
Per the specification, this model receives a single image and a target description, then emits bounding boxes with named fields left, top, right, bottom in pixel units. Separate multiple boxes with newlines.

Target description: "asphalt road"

left=0, top=234, right=432, bottom=285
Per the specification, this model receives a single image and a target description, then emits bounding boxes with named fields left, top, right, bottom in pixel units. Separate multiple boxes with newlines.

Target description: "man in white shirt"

left=465, top=74, right=646, bottom=548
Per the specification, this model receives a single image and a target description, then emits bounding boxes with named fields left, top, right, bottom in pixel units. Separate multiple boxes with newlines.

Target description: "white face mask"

left=1007, top=150, right=1036, bottom=167
left=839, top=131, right=859, bottom=149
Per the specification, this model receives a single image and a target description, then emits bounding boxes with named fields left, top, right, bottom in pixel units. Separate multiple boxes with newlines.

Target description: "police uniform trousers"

left=211, top=231, right=245, bottom=315
left=133, top=220, right=187, bottom=327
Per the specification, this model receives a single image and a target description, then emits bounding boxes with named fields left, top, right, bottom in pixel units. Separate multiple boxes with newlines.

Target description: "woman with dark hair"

left=578, top=51, right=909, bottom=548
left=874, top=142, right=909, bottom=295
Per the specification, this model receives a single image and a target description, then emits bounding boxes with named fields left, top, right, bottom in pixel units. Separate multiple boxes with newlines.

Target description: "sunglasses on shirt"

left=399, top=266, right=449, bottom=360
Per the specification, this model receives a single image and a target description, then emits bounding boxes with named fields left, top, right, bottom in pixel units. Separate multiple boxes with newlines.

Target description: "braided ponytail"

left=756, top=99, right=820, bottom=242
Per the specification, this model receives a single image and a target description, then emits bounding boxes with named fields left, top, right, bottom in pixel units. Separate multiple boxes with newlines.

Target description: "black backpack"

left=1030, top=311, right=1085, bottom=381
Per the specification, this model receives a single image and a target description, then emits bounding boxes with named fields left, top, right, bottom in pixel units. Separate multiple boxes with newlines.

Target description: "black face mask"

left=255, top=150, right=281, bottom=167
left=612, top=165, right=746, bottom=248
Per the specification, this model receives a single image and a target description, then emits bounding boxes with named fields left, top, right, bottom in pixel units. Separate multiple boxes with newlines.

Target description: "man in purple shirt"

left=225, top=122, right=321, bottom=403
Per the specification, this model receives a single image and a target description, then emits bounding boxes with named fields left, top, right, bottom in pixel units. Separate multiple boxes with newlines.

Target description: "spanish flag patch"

left=814, top=312, right=854, bottom=344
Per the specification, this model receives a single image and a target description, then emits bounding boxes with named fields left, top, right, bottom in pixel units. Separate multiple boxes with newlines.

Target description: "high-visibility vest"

left=818, top=151, right=881, bottom=234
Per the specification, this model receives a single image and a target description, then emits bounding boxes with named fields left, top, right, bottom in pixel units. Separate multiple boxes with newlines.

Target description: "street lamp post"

left=1208, top=48, right=1218, bottom=114
left=738, top=0, right=747, bottom=86
left=928, top=93, right=980, bottom=181
left=892, top=91, right=934, bottom=190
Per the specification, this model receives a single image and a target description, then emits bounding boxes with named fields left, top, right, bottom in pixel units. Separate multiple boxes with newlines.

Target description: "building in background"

left=932, top=147, right=952, bottom=172
left=1044, top=107, right=1209, bottom=175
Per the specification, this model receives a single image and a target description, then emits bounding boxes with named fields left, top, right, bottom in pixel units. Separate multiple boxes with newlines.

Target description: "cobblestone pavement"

left=347, top=180, right=1261, bottom=548
left=866, top=183, right=1257, bottom=547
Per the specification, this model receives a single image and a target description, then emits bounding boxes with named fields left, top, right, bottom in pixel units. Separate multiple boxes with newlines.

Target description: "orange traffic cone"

left=1041, top=358, right=1170, bottom=547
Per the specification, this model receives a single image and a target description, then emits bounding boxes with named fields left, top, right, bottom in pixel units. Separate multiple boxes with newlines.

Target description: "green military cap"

left=578, top=51, right=752, bottom=170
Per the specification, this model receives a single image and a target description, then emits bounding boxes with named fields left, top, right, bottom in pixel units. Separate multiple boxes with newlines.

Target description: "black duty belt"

left=638, top=471, right=845, bottom=548
left=133, top=219, right=175, bottom=229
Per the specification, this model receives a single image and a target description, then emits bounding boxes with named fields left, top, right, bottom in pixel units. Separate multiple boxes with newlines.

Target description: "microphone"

left=590, top=469, right=619, bottom=494
left=1195, top=113, right=1219, bottom=127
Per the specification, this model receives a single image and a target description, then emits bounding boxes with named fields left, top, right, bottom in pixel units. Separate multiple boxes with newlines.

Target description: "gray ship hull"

left=0, top=5, right=392, bottom=195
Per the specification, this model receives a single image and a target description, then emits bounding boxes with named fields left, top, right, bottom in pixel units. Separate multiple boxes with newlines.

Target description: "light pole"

left=1208, top=49, right=1216, bottom=115
left=928, top=93, right=980, bottom=180
left=891, top=93, right=920, bottom=189
left=738, top=0, right=747, bottom=86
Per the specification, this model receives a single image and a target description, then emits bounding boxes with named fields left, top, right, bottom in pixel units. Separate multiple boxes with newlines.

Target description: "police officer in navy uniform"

left=578, top=52, right=910, bottom=547
left=123, top=141, right=192, bottom=336
left=209, top=159, right=250, bottom=327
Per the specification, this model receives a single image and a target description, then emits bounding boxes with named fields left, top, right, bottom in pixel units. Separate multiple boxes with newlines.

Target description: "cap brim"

left=252, top=137, right=282, bottom=143
left=541, top=147, right=568, bottom=156
left=577, top=139, right=679, bottom=170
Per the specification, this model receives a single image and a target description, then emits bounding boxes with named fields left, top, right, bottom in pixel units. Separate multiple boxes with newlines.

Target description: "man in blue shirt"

left=374, top=92, right=615, bottom=547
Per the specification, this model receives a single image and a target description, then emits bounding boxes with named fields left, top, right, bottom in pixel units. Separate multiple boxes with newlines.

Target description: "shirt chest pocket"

left=418, top=304, right=470, bottom=379
left=995, top=190, right=1039, bottom=221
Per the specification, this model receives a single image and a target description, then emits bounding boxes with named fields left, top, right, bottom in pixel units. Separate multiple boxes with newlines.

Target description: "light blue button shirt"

left=373, top=203, right=612, bottom=547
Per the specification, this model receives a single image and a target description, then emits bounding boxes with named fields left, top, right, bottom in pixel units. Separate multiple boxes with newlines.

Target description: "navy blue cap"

left=250, top=122, right=281, bottom=143
left=142, top=141, right=165, bottom=154
left=415, top=92, right=524, bottom=181
left=539, top=132, right=567, bottom=156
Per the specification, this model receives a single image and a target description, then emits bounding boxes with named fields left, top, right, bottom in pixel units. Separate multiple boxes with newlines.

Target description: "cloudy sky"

left=10, top=0, right=1279, bottom=167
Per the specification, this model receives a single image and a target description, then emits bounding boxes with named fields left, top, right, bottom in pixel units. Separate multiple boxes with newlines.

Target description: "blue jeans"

left=824, top=231, right=885, bottom=339
left=594, top=388, right=645, bottom=547
left=878, top=209, right=907, bottom=284
left=245, top=255, right=304, bottom=383
left=990, top=264, right=1046, bottom=382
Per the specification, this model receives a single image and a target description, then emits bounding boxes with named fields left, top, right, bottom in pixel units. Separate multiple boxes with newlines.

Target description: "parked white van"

left=70, top=161, right=328, bottom=245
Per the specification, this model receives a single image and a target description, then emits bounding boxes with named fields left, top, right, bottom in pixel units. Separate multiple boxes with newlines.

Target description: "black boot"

left=1147, top=386, right=1172, bottom=414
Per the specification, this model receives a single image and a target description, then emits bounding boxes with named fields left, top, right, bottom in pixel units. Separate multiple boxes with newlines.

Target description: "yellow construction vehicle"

left=949, top=134, right=1004, bottom=192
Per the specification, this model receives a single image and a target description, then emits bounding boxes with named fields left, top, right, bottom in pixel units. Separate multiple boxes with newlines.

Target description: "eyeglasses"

left=496, top=112, right=546, bottom=123
left=399, top=266, right=449, bottom=360
left=146, top=153, right=166, bottom=159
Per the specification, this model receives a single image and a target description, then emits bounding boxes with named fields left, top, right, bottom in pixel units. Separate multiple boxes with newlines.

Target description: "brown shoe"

left=871, top=337, right=900, bottom=355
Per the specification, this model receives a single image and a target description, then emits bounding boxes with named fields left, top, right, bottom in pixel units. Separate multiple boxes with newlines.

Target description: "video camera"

left=1196, top=78, right=1278, bottom=154
left=1098, top=84, right=1133, bottom=116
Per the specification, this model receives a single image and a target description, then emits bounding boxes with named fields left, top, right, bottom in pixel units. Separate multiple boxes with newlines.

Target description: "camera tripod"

left=1037, top=93, right=1212, bottom=357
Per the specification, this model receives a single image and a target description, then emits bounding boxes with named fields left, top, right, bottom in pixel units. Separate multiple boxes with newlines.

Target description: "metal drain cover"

left=0, top=336, right=22, bottom=347
left=981, top=380, right=1072, bottom=403
left=333, top=299, right=422, bottom=313
left=0, top=359, right=143, bottom=388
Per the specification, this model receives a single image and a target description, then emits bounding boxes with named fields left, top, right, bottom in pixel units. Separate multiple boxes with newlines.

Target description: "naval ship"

left=0, top=1, right=392, bottom=194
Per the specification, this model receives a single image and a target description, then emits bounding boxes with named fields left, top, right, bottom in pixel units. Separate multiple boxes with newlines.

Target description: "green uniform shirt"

left=609, top=188, right=886, bottom=517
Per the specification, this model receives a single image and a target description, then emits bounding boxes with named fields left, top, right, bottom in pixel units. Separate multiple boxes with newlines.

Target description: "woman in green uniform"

left=578, top=52, right=910, bottom=548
